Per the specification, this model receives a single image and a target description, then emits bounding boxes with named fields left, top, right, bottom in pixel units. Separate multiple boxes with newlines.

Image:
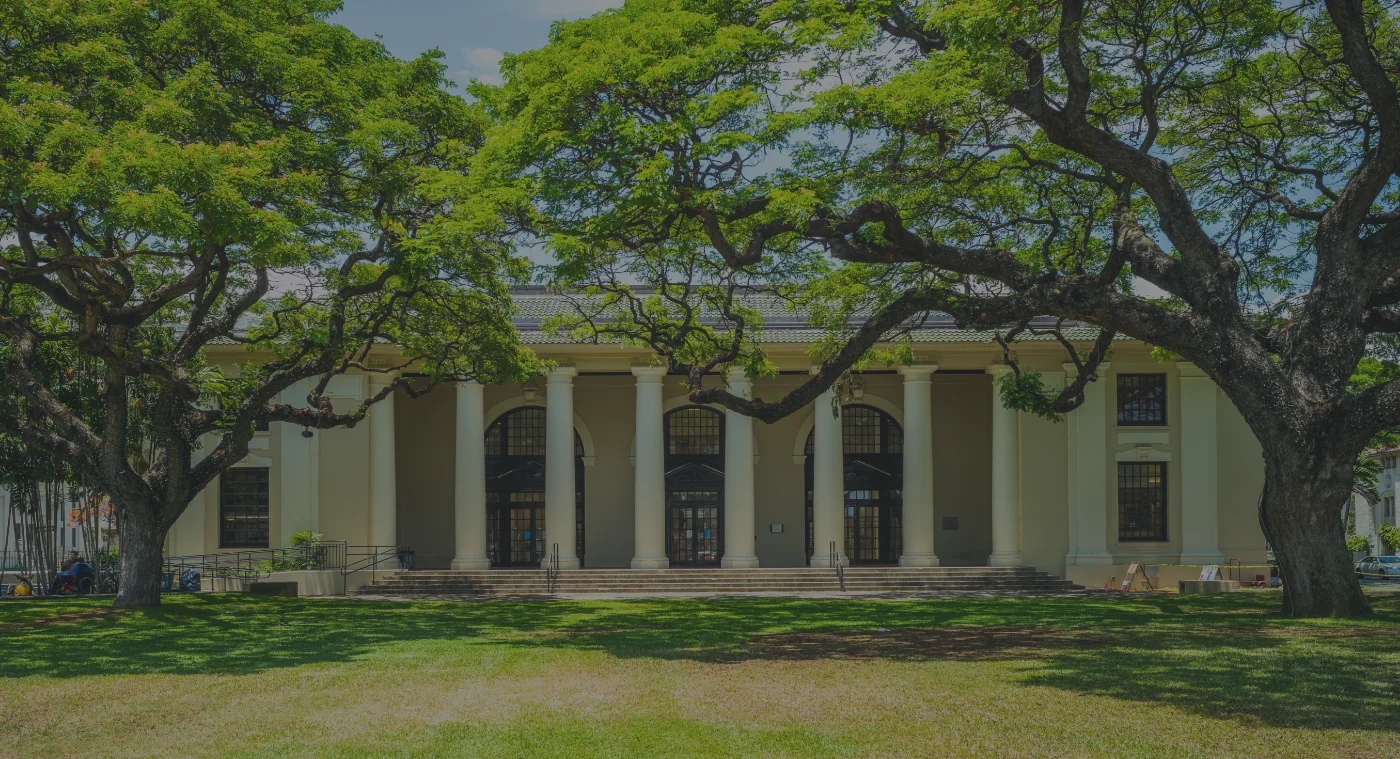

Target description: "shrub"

left=1346, top=534, right=1371, bottom=554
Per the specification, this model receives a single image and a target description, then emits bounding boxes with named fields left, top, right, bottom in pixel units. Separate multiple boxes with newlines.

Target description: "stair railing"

left=830, top=540, right=845, bottom=592
left=545, top=542, right=560, bottom=593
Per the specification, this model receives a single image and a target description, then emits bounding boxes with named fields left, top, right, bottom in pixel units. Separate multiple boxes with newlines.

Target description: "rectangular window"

left=1116, top=374, right=1168, bottom=426
left=220, top=468, right=270, bottom=548
left=1118, top=462, right=1168, bottom=541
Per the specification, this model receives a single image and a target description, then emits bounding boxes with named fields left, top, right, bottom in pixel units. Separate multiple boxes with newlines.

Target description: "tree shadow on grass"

left=1, top=591, right=1396, bottom=733
left=510, top=592, right=1400, bottom=733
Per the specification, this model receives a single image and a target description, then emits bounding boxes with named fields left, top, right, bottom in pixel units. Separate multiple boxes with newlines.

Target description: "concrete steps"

left=354, top=567, right=1079, bottom=596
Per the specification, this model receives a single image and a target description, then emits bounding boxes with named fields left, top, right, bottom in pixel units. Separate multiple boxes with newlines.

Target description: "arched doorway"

left=484, top=407, right=585, bottom=567
left=805, top=405, right=904, bottom=565
left=665, top=406, right=724, bottom=567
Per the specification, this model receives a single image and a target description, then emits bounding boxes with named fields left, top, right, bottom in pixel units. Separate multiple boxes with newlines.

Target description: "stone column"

left=452, top=381, right=491, bottom=569
left=721, top=367, right=760, bottom=568
left=809, top=376, right=847, bottom=567
left=1065, top=362, right=1113, bottom=565
left=367, top=374, right=398, bottom=549
left=631, top=366, right=669, bottom=569
left=545, top=367, right=581, bottom=569
left=1178, top=363, right=1224, bottom=564
left=987, top=365, right=1022, bottom=566
left=899, top=365, right=939, bottom=566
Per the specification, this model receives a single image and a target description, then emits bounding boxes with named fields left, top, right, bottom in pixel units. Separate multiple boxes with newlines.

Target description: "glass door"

left=668, top=490, right=721, bottom=567
left=844, top=490, right=898, bottom=564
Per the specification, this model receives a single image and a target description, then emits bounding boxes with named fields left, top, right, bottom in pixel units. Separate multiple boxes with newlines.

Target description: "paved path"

left=350, top=589, right=1105, bottom=601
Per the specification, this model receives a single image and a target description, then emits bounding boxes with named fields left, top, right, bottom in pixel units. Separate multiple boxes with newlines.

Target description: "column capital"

left=545, top=365, right=577, bottom=383
left=725, top=366, right=750, bottom=382
left=1062, top=361, right=1111, bottom=378
left=1176, top=361, right=1208, bottom=378
left=631, top=364, right=668, bottom=378
left=898, top=364, right=938, bottom=380
left=987, top=363, right=1016, bottom=376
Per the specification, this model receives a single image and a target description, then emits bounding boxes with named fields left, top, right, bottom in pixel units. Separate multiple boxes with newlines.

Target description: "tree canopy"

left=0, top=0, right=536, bottom=605
left=477, top=0, right=1400, bottom=616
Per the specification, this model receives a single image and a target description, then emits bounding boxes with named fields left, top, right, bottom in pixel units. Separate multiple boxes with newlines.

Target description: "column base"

left=987, top=552, right=1022, bottom=567
left=542, top=557, right=582, bottom=570
left=630, top=555, right=670, bottom=569
left=720, top=554, right=760, bottom=569
left=450, top=557, right=491, bottom=570
left=1066, top=551, right=1115, bottom=566
left=1178, top=550, right=1225, bottom=565
left=808, top=553, right=848, bottom=568
left=899, top=553, right=940, bottom=567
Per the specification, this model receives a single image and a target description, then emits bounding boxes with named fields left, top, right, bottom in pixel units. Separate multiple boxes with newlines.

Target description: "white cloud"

left=456, top=46, right=505, bottom=86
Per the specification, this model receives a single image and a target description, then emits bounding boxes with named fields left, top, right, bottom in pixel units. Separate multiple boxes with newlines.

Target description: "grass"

left=0, top=591, right=1397, bottom=758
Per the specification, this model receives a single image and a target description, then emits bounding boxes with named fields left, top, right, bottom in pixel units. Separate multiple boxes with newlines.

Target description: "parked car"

left=1355, top=556, right=1400, bottom=579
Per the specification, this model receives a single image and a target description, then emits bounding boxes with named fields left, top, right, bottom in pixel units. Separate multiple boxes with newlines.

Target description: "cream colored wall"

left=317, top=395, right=372, bottom=547
left=395, top=383, right=456, bottom=569
left=751, top=375, right=811, bottom=567
left=168, top=425, right=280, bottom=557
left=576, top=374, right=638, bottom=568
left=1105, top=348, right=1185, bottom=562
left=930, top=374, right=994, bottom=566
left=1217, top=392, right=1268, bottom=564
left=1019, top=387, right=1071, bottom=576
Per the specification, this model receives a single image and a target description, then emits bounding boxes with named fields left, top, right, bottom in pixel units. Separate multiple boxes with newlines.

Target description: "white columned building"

left=809, top=378, right=847, bottom=567
left=1178, top=362, right=1224, bottom=564
left=898, top=365, right=939, bottom=567
left=452, top=381, right=491, bottom=569
left=544, top=366, right=581, bottom=569
left=367, top=373, right=398, bottom=549
left=986, top=365, right=1022, bottom=566
left=721, top=368, right=760, bottom=568
left=630, top=365, right=669, bottom=569
left=1065, top=362, right=1113, bottom=565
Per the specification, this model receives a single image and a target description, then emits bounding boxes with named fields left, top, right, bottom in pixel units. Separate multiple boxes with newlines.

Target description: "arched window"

left=483, top=407, right=584, bottom=566
left=805, top=404, right=904, bottom=564
left=665, top=406, right=724, bottom=566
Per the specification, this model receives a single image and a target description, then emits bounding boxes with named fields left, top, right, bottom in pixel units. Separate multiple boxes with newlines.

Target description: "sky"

left=333, top=1, right=624, bottom=90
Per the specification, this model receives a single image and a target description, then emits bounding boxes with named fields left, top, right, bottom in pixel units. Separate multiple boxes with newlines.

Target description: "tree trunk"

left=114, top=509, right=166, bottom=609
left=1261, top=464, right=1372, bottom=617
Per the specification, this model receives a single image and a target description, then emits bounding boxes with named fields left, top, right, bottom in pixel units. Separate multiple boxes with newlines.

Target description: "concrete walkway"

left=350, top=589, right=1104, bottom=601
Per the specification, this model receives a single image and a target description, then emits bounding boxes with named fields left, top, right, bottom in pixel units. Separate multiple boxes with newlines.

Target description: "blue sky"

left=333, top=1, right=623, bottom=89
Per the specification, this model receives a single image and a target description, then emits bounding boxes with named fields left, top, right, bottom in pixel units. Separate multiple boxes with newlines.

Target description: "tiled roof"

left=511, top=289, right=1110, bottom=345
left=205, top=288, right=1117, bottom=347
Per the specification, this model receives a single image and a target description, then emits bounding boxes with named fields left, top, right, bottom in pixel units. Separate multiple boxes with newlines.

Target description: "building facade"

left=170, top=296, right=1270, bottom=586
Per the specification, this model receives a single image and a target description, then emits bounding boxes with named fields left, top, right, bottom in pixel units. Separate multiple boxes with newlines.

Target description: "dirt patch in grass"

left=0, top=606, right=122, bottom=630
left=749, top=625, right=1103, bottom=661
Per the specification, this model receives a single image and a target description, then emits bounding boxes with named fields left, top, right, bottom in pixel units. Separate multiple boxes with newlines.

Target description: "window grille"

left=220, top=468, right=270, bottom=548
left=804, top=404, right=903, bottom=455
left=485, top=407, right=584, bottom=456
left=667, top=407, right=722, bottom=455
left=1116, top=374, right=1168, bottom=426
left=1118, top=462, right=1168, bottom=541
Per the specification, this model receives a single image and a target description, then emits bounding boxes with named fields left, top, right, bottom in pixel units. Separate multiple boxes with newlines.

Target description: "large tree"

left=0, top=0, right=537, bottom=607
left=478, top=0, right=1400, bottom=616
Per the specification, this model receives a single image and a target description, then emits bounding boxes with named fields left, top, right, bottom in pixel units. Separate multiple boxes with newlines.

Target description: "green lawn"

left=1, top=592, right=1397, bottom=759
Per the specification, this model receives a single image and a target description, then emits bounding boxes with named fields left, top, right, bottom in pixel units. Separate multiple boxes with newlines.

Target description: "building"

left=1355, top=448, right=1400, bottom=556
left=169, top=292, right=1270, bottom=587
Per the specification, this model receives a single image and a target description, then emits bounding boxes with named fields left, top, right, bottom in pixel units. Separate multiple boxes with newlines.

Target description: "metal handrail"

left=830, top=540, right=845, bottom=592
left=163, top=541, right=349, bottom=588
left=161, top=541, right=409, bottom=591
left=545, top=542, right=560, bottom=593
